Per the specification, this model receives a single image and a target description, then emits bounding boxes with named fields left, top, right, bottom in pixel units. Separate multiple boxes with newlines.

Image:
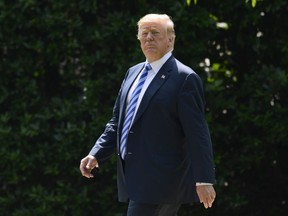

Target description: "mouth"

left=145, top=47, right=156, bottom=52
left=142, top=42, right=156, bottom=52
left=145, top=44, right=155, bottom=49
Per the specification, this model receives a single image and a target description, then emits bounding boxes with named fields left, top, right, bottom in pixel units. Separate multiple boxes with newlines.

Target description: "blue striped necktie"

left=120, top=63, right=152, bottom=159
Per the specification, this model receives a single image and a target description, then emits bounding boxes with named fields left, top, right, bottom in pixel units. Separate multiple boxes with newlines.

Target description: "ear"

left=168, top=37, right=174, bottom=47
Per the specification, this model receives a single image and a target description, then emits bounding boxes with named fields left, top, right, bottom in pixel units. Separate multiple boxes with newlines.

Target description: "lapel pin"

left=161, top=75, right=166, bottom=79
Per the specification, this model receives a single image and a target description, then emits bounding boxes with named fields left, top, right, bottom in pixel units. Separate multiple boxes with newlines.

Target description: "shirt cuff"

left=196, top=182, right=213, bottom=186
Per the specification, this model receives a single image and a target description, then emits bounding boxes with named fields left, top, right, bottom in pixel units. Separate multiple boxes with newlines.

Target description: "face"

left=138, top=21, right=173, bottom=62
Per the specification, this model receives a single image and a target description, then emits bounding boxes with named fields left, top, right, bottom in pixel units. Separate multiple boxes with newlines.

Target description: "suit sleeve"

left=88, top=95, right=119, bottom=166
left=88, top=74, right=127, bottom=166
left=178, top=72, right=215, bottom=184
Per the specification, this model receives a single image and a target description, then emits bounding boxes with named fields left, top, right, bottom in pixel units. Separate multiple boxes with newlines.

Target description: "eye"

left=152, top=31, right=160, bottom=36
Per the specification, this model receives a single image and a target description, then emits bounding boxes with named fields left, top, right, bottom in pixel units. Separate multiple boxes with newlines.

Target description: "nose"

left=146, top=32, right=154, bottom=41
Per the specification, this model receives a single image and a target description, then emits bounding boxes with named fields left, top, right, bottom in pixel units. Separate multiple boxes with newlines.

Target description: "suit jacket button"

left=129, top=130, right=134, bottom=134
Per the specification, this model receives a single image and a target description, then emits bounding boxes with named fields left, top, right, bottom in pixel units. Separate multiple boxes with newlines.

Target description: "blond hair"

left=137, top=14, right=176, bottom=40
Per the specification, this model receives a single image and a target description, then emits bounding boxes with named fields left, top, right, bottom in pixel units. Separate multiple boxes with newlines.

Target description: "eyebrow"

left=141, top=25, right=161, bottom=30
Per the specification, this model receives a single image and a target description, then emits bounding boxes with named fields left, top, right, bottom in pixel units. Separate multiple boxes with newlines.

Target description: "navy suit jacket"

left=89, top=55, right=215, bottom=204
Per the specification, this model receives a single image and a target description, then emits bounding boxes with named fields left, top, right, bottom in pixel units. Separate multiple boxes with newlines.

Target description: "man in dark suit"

left=80, top=14, right=216, bottom=216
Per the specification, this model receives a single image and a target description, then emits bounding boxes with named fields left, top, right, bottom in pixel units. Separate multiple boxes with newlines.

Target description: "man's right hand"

left=80, top=155, right=98, bottom=178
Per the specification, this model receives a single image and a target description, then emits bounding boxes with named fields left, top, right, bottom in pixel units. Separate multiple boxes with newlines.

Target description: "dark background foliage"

left=0, top=0, right=287, bottom=215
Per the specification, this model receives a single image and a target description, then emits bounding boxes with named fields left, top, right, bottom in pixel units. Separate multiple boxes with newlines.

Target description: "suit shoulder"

left=128, top=62, right=145, bottom=71
left=174, top=59, right=198, bottom=77
left=124, top=62, right=145, bottom=79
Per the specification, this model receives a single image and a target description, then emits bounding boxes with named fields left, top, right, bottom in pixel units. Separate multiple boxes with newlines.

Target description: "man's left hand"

left=196, top=185, right=216, bottom=208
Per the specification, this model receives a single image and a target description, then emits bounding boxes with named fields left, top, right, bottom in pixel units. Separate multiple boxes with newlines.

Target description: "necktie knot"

left=145, top=63, right=152, bottom=72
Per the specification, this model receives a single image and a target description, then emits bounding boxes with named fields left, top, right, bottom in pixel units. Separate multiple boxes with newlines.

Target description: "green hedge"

left=0, top=0, right=287, bottom=215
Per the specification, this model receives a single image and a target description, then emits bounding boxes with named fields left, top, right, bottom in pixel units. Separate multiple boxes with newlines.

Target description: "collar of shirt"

left=146, top=51, right=172, bottom=74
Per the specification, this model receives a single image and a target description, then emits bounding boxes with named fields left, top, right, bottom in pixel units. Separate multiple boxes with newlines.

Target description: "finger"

left=82, top=168, right=94, bottom=178
left=202, top=196, right=214, bottom=209
left=87, top=157, right=98, bottom=169
left=208, top=195, right=215, bottom=208
left=210, top=191, right=216, bottom=204
left=208, top=200, right=212, bottom=208
left=200, top=198, right=206, bottom=208
left=80, top=160, right=94, bottom=178
left=86, top=162, right=96, bottom=170
left=85, top=165, right=94, bottom=178
left=87, top=172, right=94, bottom=178
left=205, top=197, right=213, bottom=208
left=79, top=161, right=87, bottom=174
left=80, top=166, right=90, bottom=178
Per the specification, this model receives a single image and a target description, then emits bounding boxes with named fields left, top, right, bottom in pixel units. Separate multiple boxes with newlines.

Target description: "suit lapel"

left=119, top=63, right=145, bottom=126
left=132, top=57, right=174, bottom=125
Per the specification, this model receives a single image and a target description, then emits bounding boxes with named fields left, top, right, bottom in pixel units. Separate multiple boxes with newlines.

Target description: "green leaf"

left=186, top=0, right=197, bottom=6
left=252, top=0, right=257, bottom=7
